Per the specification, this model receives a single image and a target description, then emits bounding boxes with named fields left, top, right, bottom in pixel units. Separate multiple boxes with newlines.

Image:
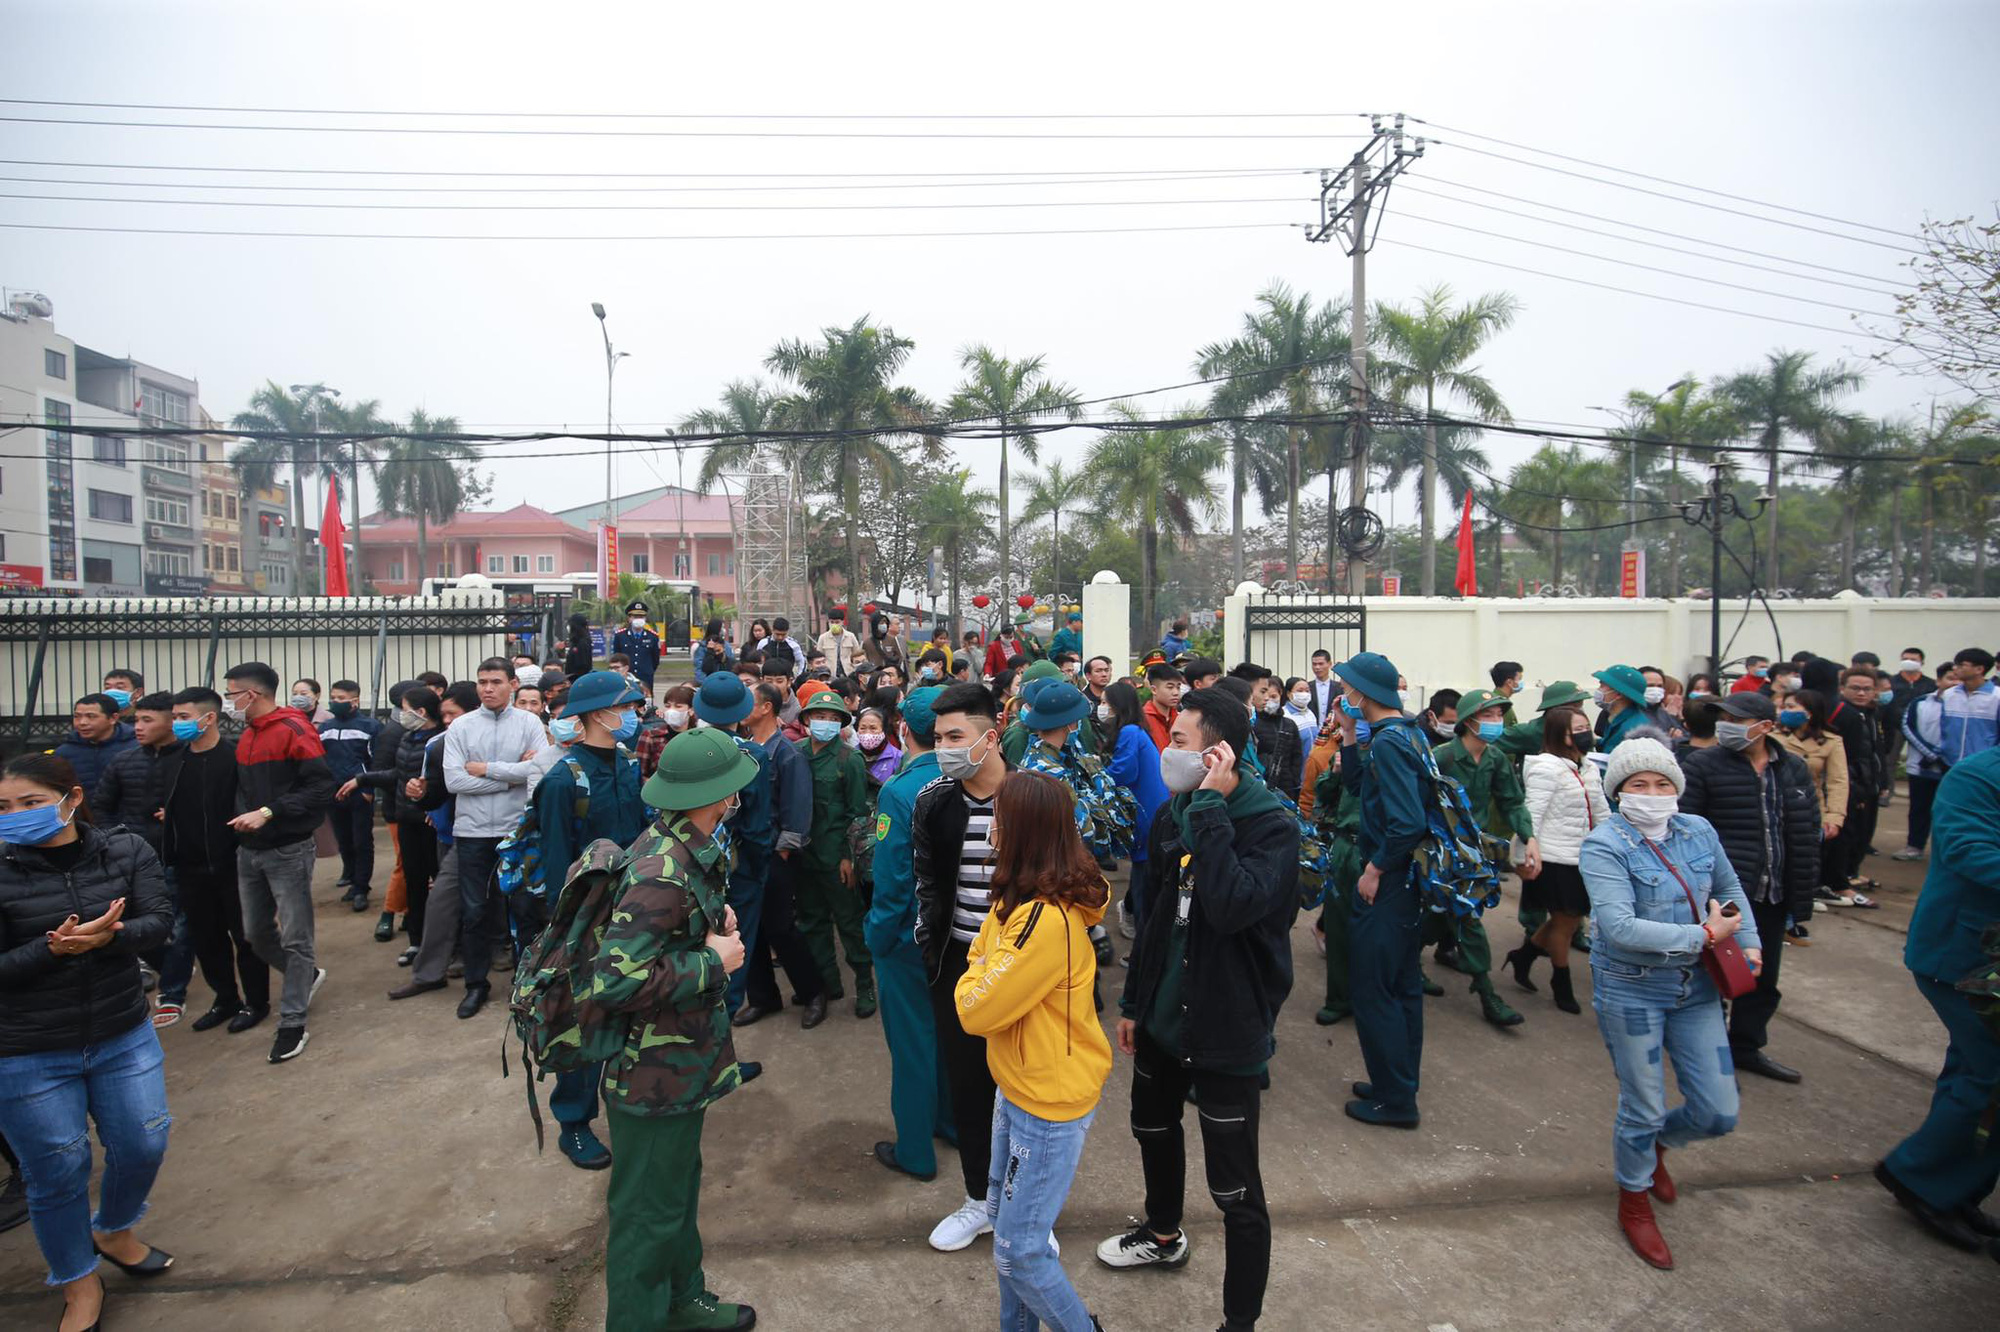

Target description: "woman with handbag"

left=1578, top=737, right=1762, bottom=1271
left=1507, top=704, right=1610, bottom=1013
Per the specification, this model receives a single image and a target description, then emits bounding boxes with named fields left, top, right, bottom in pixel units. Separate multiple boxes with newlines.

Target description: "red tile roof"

left=359, top=502, right=591, bottom=541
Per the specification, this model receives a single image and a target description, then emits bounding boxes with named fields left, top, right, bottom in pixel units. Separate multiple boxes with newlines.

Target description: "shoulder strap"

left=1643, top=838, right=1703, bottom=927
left=1571, top=766, right=1595, bottom=830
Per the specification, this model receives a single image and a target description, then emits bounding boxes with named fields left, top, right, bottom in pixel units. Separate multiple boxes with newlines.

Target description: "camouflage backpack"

left=503, top=836, right=646, bottom=1150
left=1410, top=737, right=1507, bottom=919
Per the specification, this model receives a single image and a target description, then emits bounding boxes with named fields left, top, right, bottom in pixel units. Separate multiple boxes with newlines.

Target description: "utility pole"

left=591, top=303, right=628, bottom=602
left=1306, top=114, right=1425, bottom=596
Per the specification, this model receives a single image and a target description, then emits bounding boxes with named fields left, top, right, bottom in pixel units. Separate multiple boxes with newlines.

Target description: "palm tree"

left=1197, top=283, right=1349, bottom=580
left=765, top=317, right=935, bottom=603
left=325, top=396, right=391, bottom=578
left=913, top=469, right=997, bottom=638
left=1622, top=377, right=1735, bottom=593
left=375, top=409, right=466, bottom=587
left=1017, top=457, right=1091, bottom=599
left=1083, top=403, right=1224, bottom=637
left=232, top=381, right=334, bottom=593
left=1719, top=350, right=1862, bottom=591
left=1373, top=285, right=1519, bottom=594
left=1503, top=444, right=1620, bottom=591
left=946, top=347, right=1081, bottom=613
left=1911, top=401, right=1996, bottom=592
left=1194, top=343, right=1289, bottom=585
left=1375, top=419, right=1493, bottom=515
left=685, top=379, right=785, bottom=493
left=1809, top=413, right=1898, bottom=591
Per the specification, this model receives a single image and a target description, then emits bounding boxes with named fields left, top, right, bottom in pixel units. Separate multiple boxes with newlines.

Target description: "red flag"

left=1453, top=490, right=1479, bottom=597
left=321, top=476, right=350, bottom=596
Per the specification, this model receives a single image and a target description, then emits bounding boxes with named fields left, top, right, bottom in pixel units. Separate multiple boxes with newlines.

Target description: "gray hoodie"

left=443, top=704, right=547, bottom=838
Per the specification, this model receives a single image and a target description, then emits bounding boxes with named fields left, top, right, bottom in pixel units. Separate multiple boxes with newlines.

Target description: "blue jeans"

left=144, top=866, right=197, bottom=1006
left=1589, top=955, right=1740, bottom=1192
left=1885, top=973, right=2000, bottom=1211
left=0, top=1019, right=172, bottom=1285
left=986, top=1093, right=1096, bottom=1332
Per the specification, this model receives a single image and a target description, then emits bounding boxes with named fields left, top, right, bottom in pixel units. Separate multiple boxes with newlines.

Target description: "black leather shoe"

left=800, top=993, right=829, bottom=1030
left=225, top=1005, right=269, bottom=1034
left=190, top=1003, right=241, bottom=1033
left=873, top=1140, right=937, bottom=1181
left=1734, top=1050, right=1802, bottom=1083
left=389, top=979, right=447, bottom=1001
left=1351, top=1081, right=1374, bottom=1100
left=456, top=985, right=490, bottom=1020
left=737, top=1060, right=762, bottom=1084
left=94, top=1242, right=174, bottom=1277
left=1960, top=1202, right=2000, bottom=1238
left=1875, top=1161, right=1983, bottom=1251
left=731, top=1001, right=780, bottom=1027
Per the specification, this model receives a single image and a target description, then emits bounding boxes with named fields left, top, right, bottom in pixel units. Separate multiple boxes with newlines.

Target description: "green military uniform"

left=591, top=728, right=761, bottom=1332
left=794, top=722, right=874, bottom=1009
left=1431, top=700, right=1530, bottom=1027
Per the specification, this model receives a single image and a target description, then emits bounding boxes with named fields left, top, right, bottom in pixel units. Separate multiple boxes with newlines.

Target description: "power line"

left=0, top=113, right=1378, bottom=141
left=0, top=188, right=1311, bottom=213
left=1415, top=119, right=1920, bottom=241
left=1397, top=179, right=1904, bottom=296
left=0, top=167, right=1315, bottom=195
left=1391, top=210, right=1892, bottom=315
left=1427, top=139, right=1925, bottom=256
left=0, top=157, right=1323, bottom=180
left=0, top=99, right=1367, bottom=123
left=0, top=218, right=1297, bottom=243
left=1375, top=235, right=1898, bottom=341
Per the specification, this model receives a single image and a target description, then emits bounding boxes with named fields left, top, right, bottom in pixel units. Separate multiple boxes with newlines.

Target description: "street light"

left=591, top=304, right=630, bottom=596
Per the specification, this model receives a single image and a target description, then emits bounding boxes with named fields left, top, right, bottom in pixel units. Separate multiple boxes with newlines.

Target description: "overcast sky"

left=5, top=0, right=1995, bottom=534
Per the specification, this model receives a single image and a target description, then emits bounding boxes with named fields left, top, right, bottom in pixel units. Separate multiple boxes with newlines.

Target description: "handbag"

left=1644, top=841, right=1757, bottom=999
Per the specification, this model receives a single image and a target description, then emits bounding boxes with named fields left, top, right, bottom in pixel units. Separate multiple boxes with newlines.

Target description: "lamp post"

left=591, top=303, right=629, bottom=600
left=1588, top=379, right=1690, bottom=593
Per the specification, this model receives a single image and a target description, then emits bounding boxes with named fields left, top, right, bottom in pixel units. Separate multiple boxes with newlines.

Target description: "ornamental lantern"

left=1016, top=593, right=1035, bottom=609
left=862, top=602, right=878, bottom=616
left=971, top=594, right=991, bottom=609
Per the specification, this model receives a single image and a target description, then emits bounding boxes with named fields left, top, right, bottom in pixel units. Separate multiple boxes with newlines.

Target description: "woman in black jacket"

left=0, top=753, right=177, bottom=1332
left=351, top=685, right=446, bottom=963
left=564, top=611, right=594, bottom=680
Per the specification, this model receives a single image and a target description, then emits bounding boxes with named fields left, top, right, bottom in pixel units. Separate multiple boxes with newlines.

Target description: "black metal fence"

left=2, top=595, right=509, bottom=753
left=1241, top=598, right=1367, bottom=683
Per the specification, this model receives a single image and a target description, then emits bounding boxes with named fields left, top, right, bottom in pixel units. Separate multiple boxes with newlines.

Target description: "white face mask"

left=1619, top=792, right=1679, bottom=839
left=1159, top=745, right=1209, bottom=794
left=1643, top=685, right=1666, bottom=706
left=289, top=694, right=314, bottom=712
left=1096, top=703, right=1113, bottom=722
left=1261, top=697, right=1281, bottom=715
left=1290, top=691, right=1310, bottom=709
left=662, top=707, right=690, bottom=730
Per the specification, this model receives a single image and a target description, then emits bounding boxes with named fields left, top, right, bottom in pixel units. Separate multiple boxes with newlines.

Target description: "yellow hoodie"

left=954, top=891, right=1113, bottom=1123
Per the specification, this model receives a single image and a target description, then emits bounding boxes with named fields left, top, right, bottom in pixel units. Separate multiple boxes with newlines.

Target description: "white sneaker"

left=1095, top=1225, right=1189, bottom=1268
left=1049, top=1233, right=1061, bottom=1257
left=929, top=1196, right=992, bottom=1252
left=1891, top=846, right=1923, bottom=862
left=1117, top=899, right=1136, bottom=940
left=308, top=967, right=328, bottom=1010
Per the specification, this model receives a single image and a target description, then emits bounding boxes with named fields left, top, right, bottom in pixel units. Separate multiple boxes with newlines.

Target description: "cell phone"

left=1720, top=902, right=1740, bottom=918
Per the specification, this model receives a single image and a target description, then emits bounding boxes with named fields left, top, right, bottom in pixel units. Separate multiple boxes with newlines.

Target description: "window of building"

left=81, top=538, right=140, bottom=587
left=511, top=554, right=529, bottom=573
left=227, top=544, right=239, bottom=572
left=629, top=552, right=649, bottom=574
left=146, top=548, right=193, bottom=576
left=139, top=383, right=191, bottom=426
left=536, top=554, right=555, bottom=573
left=0, top=534, right=6, bottom=561
left=44, top=349, right=66, bottom=380
left=725, top=555, right=735, bottom=575
left=390, top=559, right=405, bottom=582
left=88, top=489, right=133, bottom=523
left=225, top=492, right=239, bottom=520
left=149, top=439, right=190, bottom=472
left=45, top=398, right=71, bottom=444
left=145, top=495, right=191, bottom=528
left=486, top=554, right=505, bottom=573
left=262, top=562, right=288, bottom=589
left=673, top=553, right=690, bottom=579
left=94, top=435, right=127, bottom=466
left=436, top=561, right=449, bottom=578
left=707, top=553, right=721, bottom=576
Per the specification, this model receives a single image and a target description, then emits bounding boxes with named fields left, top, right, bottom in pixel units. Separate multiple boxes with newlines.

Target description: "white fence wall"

left=1224, top=592, right=2000, bottom=705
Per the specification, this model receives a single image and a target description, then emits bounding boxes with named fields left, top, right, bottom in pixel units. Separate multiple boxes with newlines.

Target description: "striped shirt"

left=952, top=792, right=997, bottom=942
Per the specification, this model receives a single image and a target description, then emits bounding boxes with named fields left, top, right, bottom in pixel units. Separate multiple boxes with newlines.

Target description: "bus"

left=420, top=574, right=705, bottom=658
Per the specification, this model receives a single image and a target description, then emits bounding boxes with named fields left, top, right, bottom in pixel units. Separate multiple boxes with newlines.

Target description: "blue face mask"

left=1339, top=697, right=1364, bottom=719
left=0, top=797, right=74, bottom=846
left=1353, top=719, right=1372, bottom=744
left=103, top=689, right=132, bottom=710
left=549, top=716, right=581, bottom=743
left=1751, top=667, right=1769, bottom=679
left=612, top=711, right=639, bottom=742
left=171, top=718, right=203, bottom=743
left=1777, top=709, right=1807, bottom=729
left=1477, top=720, right=1505, bottom=742
left=808, top=718, right=843, bottom=744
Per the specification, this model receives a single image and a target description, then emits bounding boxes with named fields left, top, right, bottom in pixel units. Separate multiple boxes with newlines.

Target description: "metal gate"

left=2, top=593, right=509, bottom=751
left=1240, top=597, right=1366, bottom=684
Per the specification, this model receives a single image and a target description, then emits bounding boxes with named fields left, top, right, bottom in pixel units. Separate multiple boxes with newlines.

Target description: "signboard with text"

left=145, top=573, right=210, bottom=597
left=596, top=523, right=619, bottom=600
left=1619, top=546, right=1646, bottom=599
left=1380, top=572, right=1402, bottom=597
left=0, top=564, right=45, bottom=589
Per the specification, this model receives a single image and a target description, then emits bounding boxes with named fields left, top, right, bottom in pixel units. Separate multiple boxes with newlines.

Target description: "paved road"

left=3, top=800, right=1993, bottom=1330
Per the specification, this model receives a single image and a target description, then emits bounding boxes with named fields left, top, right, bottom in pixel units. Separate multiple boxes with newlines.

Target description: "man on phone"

left=1095, top=687, right=1298, bottom=1332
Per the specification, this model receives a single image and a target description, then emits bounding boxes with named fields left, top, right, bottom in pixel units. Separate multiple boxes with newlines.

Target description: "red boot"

left=1619, top=1188, right=1674, bottom=1269
left=1651, top=1145, right=1677, bottom=1205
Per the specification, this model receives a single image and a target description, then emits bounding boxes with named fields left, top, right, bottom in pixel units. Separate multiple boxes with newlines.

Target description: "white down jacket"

left=1523, top=752, right=1611, bottom=865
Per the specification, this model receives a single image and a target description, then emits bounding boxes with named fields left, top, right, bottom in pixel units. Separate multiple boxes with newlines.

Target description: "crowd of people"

left=1, top=605, right=1996, bottom=1331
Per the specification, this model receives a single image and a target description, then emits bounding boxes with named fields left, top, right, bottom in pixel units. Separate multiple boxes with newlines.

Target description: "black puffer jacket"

left=1677, top=738, right=1820, bottom=919
left=0, top=823, right=174, bottom=1055
left=94, top=741, right=172, bottom=852
left=159, top=736, right=239, bottom=875
left=358, top=724, right=441, bottom=825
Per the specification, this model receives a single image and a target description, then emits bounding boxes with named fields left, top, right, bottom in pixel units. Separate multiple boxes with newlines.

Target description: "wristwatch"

left=259, top=806, right=274, bottom=819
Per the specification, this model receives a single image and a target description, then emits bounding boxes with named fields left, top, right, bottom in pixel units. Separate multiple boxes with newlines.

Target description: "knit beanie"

left=1603, top=736, right=1685, bottom=797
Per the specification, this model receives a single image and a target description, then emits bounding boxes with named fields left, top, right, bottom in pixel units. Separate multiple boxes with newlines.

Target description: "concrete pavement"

left=3, top=799, right=1994, bottom=1330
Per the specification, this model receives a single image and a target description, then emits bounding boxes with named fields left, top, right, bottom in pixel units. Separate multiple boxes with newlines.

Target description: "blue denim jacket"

left=1578, top=813, right=1761, bottom=968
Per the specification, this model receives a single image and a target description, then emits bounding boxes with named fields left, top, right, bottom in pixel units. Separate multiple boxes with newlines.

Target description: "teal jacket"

left=532, top=743, right=645, bottom=893
left=864, top=750, right=940, bottom=957
left=1904, top=746, right=2000, bottom=984
left=1599, top=703, right=1649, bottom=754
left=1341, top=716, right=1429, bottom=878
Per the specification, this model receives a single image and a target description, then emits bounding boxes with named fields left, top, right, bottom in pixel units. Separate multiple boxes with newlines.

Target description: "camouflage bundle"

left=1411, top=742, right=1507, bottom=920
left=1020, top=735, right=1138, bottom=860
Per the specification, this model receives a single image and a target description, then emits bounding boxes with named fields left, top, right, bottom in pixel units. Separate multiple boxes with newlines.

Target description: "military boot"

left=1472, top=975, right=1524, bottom=1028
left=853, top=973, right=878, bottom=1020
left=666, top=1291, right=756, bottom=1330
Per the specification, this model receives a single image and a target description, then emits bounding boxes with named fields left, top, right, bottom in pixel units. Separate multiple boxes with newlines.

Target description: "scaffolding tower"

left=726, top=462, right=802, bottom=632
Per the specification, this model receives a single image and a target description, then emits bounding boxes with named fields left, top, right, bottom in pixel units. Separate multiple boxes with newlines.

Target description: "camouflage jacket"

left=585, top=811, right=741, bottom=1116
left=1019, top=733, right=1138, bottom=859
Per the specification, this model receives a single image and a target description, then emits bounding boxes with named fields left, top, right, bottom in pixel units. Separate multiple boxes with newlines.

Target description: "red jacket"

left=1729, top=674, right=1767, bottom=694
left=233, top=705, right=335, bottom=850
left=1142, top=700, right=1176, bottom=753
left=983, top=638, right=1019, bottom=678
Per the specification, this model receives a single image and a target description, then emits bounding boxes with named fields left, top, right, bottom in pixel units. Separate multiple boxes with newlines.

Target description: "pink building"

left=357, top=503, right=598, bottom=594
left=609, top=489, right=740, bottom=601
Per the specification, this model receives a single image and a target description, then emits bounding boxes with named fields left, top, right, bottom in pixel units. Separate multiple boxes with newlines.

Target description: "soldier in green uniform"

left=1312, top=760, right=1360, bottom=1025
left=793, top=693, right=875, bottom=1016
left=589, top=727, right=760, bottom=1331
left=1428, top=688, right=1530, bottom=1028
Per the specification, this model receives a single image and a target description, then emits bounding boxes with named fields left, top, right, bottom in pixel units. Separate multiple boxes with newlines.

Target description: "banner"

left=321, top=477, right=350, bottom=597
left=596, top=523, right=619, bottom=600
left=1381, top=572, right=1402, bottom=597
left=1453, top=491, right=1479, bottom=597
left=1619, top=546, right=1646, bottom=599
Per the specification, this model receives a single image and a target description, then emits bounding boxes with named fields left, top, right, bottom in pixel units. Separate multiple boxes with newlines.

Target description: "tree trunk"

left=1977, top=496, right=1992, bottom=594
left=1051, top=509, right=1062, bottom=606
left=1668, top=445, right=1682, bottom=594
left=1839, top=501, right=1857, bottom=591
left=1920, top=468, right=1936, bottom=591
left=1420, top=394, right=1439, bottom=595
left=949, top=538, right=962, bottom=642
left=1889, top=485, right=1906, bottom=596
left=1764, top=433, right=1781, bottom=592
left=1230, top=434, right=1246, bottom=586
left=291, top=450, right=310, bottom=595
left=1489, top=514, right=1503, bottom=593
left=1551, top=522, right=1564, bottom=591
left=415, top=505, right=429, bottom=594
left=349, top=445, right=363, bottom=592
left=997, top=420, right=1012, bottom=610
left=1140, top=497, right=1158, bottom=642
left=844, top=444, right=863, bottom=610
left=1285, top=425, right=1300, bottom=580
